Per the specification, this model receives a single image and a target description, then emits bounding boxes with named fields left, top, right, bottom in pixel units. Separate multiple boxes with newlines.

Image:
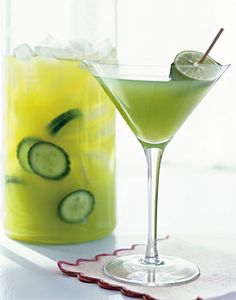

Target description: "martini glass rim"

left=81, top=60, right=230, bottom=81
left=82, top=59, right=230, bottom=68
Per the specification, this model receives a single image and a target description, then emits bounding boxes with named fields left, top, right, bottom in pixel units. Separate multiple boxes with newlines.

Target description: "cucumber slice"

left=47, top=108, right=81, bottom=135
left=17, top=137, right=41, bottom=172
left=5, top=175, right=24, bottom=184
left=28, top=142, right=70, bottom=180
left=58, top=190, right=95, bottom=223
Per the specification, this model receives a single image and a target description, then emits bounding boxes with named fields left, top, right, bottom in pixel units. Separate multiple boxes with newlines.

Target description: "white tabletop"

left=1, top=165, right=236, bottom=300
left=1, top=232, right=236, bottom=300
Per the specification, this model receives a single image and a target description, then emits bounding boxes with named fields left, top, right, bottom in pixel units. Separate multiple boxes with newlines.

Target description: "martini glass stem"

left=144, top=146, right=164, bottom=265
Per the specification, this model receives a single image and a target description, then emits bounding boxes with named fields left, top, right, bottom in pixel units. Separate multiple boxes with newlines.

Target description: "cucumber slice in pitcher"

left=58, top=190, right=95, bottom=223
left=17, top=137, right=41, bottom=172
left=28, top=141, right=71, bottom=180
left=5, top=175, right=24, bottom=184
left=47, top=108, right=81, bottom=135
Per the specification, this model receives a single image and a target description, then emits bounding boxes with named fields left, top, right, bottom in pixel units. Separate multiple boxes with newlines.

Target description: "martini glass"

left=82, top=61, right=229, bottom=286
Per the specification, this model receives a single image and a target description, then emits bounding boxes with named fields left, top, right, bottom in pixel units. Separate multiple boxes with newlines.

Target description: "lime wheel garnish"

left=173, top=50, right=221, bottom=81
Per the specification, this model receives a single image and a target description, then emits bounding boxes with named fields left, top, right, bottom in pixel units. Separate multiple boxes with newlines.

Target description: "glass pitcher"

left=2, top=0, right=117, bottom=244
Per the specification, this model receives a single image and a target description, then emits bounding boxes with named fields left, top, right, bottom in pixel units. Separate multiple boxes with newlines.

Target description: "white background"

left=0, top=1, right=236, bottom=300
left=0, top=0, right=236, bottom=239
left=115, top=0, right=236, bottom=236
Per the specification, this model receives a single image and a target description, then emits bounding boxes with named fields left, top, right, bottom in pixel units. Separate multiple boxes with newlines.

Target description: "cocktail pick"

left=198, top=28, right=224, bottom=64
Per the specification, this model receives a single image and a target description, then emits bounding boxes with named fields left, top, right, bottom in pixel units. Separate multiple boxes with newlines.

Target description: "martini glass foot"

left=104, top=255, right=200, bottom=286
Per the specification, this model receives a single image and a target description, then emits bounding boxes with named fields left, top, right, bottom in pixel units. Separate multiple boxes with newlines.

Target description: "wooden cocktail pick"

left=198, top=28, right=224, bottom=64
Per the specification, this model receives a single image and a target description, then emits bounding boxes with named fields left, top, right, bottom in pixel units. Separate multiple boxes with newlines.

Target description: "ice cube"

left=97, top=39, right=113, bottom=58
left=14, top=44, right=36, bottom=60
left=35, top=46, right=80, bottom=60
left=35, top=34, right=83, bottom=60
left=69, top=40, right=94, bottom=57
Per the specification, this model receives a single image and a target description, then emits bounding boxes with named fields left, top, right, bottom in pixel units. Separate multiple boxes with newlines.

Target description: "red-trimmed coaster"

left=58, top=236, right=236, bottom=300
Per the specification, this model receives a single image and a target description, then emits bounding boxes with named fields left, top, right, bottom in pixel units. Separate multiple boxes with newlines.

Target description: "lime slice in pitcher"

left=173, top=50, right=221, bottom=81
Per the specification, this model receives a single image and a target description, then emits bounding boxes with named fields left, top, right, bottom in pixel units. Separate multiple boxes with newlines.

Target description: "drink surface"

left=4, top=56, right=116, bottom=243
left=97, top=75, right=214, bottom=146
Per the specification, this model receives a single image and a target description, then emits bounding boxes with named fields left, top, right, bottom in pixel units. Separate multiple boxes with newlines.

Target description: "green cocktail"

left=83, top=50, right=229, bottom=286
left=98, top=75, right=213, bottom=147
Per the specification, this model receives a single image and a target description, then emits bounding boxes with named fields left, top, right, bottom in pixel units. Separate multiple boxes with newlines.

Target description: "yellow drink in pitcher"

left=4, top=56, right=116, bottom=244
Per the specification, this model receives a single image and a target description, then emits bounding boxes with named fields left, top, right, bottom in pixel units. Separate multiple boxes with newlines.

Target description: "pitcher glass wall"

left=3, top=0, right=117, bottom=243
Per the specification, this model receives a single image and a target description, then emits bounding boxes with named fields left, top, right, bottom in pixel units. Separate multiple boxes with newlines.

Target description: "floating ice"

left=14, top=44, right=36, bottom=60
left=35, top=36, right=95, bottom=60
left=35, top=34, right=81, bottom=60
left=97, top=39, right=113, bottom=58
left=35, top=46, right=80, bottom=60
left=69, top=39, right=94, bottom=57
left=34, top=35, right=116, bottom=61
